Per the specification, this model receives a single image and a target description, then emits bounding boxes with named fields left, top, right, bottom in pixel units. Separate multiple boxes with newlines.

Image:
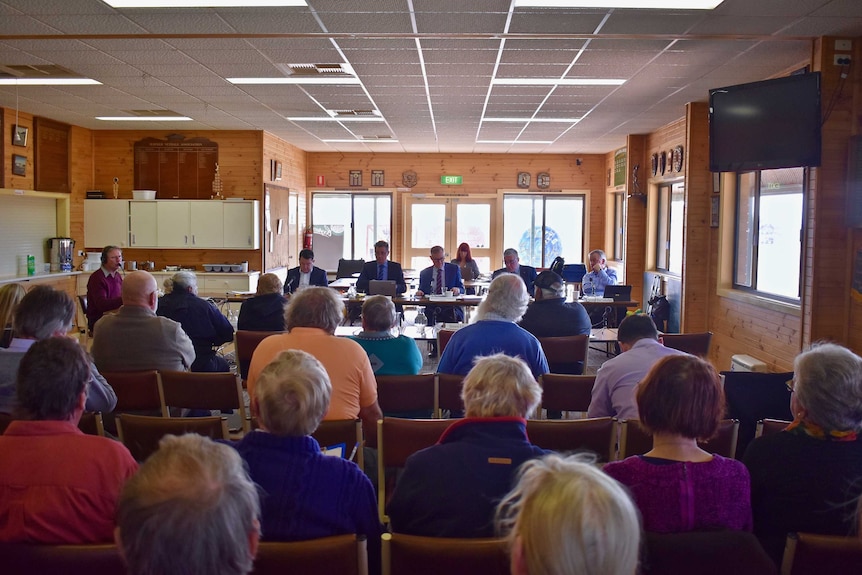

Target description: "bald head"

left=123, top=271, right=158, bottom=310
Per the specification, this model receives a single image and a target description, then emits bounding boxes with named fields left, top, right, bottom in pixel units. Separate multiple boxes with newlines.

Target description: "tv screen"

left=709, top=72, right=821, bottom=172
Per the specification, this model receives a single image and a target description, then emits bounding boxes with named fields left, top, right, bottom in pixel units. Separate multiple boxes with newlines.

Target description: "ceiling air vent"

left=333, top=109, right=379, bottom=117
left=0, top=64, right=83, bottom=78
left=124, top=109, right=183, bottom=117
left=276, top=63, right=355, bottom=77
left=359, top=135, right=392, bottom=140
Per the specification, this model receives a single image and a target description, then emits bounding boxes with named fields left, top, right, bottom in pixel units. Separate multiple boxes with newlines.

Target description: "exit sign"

left=441, top=175, right=463, bottom=185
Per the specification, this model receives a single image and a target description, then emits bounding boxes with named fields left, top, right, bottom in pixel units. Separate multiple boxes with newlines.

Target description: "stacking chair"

left=116, top=413, right=229, bottom=462
left=234, top=330, right=281, bottom=387
left=0, top=542, right=126, bottom=575
left=525, top=417, right=616, bottom=462
left=101, top=370, right=162, bottom=413
left=755, top=418, right=792, bottom=439
left=643, top=530, right=777, bottom=575
left=377, top=417, right=454, bottom=524
left=537, top=334, right=590, bottom=375
left=436, top=373, right=465, bottom=417
left=780, top=532, right=862, bottom=575
left=77, top=295, right=90, bottom=337
left=312, top=419, right=364, bottom=470
left=158, top=370, right=250, bottom=435
left=382, top=533, right=509, bottom=575
left=437, top=329, right=457, bottom=356
left=660, top=332, right=713, bottom=357
left=376, top=374, right=437, bottom=418
left=336, top=258, right=366, bottom=279
left=0, top=412, right=13, bottom=434
left=618, top=419, right=740, bottom=459
left=252, top=534, right=366, bottom=575
left=78, top=412, right=105, bottom=436
left=538, top=374, right=596, bottom=419
left=697, top=419, right=740, bottom=458
left=723, top=370, right=794, bottom=459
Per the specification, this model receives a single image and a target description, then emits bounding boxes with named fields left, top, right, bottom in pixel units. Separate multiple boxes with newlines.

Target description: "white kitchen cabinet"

left=189, top=201, right=224, bottom=248
left=223, top=201, right=260, bottom=249
left=129, top=201, right=158, bottom=247
left=157, top=201, right=191, bottom=247
left=84, top=200, right=129, bottom=249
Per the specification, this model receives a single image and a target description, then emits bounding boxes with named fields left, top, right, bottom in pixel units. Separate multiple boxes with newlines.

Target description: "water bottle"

left=415, top=310, right=427, bottom=336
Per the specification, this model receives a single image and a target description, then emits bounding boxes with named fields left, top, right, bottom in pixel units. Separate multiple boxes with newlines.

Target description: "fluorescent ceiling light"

left=104, top=0, right=307, bottom=7
left=514, top=0, right=723, bottom=8
left=0, top=78, right=101, bottom=86
left=477, top=140, right=553, bottom=145
left=228, top=77, right=360, bottom=85
left=483, top=117, right=581, bottom=123
left=322, top=139, right=400, bottom=144
left=287, top=116, right=385, bottom=122
left=492, top=78, right=624, bottom=86
left=96, top=116, right=193, bottom=121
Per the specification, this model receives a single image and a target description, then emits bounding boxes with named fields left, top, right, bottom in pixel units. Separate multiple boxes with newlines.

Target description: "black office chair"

left=336, top=259, right=365, bottom=279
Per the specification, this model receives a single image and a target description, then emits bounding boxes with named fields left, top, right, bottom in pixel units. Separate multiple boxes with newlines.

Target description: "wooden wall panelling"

left=3, top=108, right=34, bottom=190
left=624, top=135, right=647, bottom=308
left=34, top=117, right=70, bottom=193
left=118, top=248, right=260, bottom=276
left=69, top=125, right=93, bottom=269
left=849, top=39, right=862, bottom=355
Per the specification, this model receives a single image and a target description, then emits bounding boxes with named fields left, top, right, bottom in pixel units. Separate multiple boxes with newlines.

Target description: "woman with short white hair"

left=349, top=295, right=422, bottom=376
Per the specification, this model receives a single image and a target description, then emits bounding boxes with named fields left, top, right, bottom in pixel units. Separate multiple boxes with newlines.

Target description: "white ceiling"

left=0, top=0, right=859, bottom=154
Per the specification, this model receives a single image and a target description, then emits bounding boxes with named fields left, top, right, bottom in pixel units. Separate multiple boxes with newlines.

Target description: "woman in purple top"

left=604, top=355, right=753, bottom=533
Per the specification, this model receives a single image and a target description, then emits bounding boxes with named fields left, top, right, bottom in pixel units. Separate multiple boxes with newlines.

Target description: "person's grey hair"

left=503, top=248, right=519, bottom=259
left=461, top=353, right=541, bottom=418
left=256, top=273, right=283, bottom=295
left=589, top=249, right=607, bottom=260
left=170, top=271, right=197, bottom=293
left=476, top=274, right=529, bottom=322
left=12, top=285, right=74, bottom=339
left=255, top=349, right=332, bottom=436
left=284, top=286, right=344, bottom=334
left=538, top=286, right=564, bottom=299
left=362, top=295, right=396, bottom=332
left=793, top=342, right=862, bottom=431
left=116, top=434, right=260, bottom=575
left=496, top=453, right=641, bottom=575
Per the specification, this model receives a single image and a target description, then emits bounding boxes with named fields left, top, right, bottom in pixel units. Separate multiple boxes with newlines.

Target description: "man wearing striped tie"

left=416, top=246, right=465, bottom=343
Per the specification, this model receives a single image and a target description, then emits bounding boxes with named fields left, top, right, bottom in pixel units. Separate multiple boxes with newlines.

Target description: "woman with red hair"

left=452, top=242, right=481, bottom=294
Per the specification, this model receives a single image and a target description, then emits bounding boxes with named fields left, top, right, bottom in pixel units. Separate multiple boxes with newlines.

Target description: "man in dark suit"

left=284, top=249, right=328, bottom=294
left=492, top=248, right=538, bottom=296
left=416, top=245, right=465, bottom=326
left=355, top=240, right=407, bottom=294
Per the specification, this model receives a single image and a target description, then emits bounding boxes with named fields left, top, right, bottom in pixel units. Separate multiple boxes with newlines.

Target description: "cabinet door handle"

left=248, top=236, right=251, bottom=246
left=184, top=235, right=188, bottom=245
left=192, top=235, right=196, bottom=245
left=132, top=234, right=136, bottom=245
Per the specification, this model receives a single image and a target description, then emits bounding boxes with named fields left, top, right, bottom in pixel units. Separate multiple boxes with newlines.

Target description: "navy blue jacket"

left=157, top=290, right=234, bottom=372
left=284, top=265, right=328, bottom=293
left=418, top=262, right=465, bottom=324
left=492, top=265, right=538, bottom=296
left=237, top=293, right=287, bottom=332
left=355, top=260, right=407, bottom=294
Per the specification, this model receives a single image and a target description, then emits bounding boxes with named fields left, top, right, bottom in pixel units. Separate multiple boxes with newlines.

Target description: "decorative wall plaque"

left=134, top=135, right=218, bottom=199
left=402, top=170, right=418, bottom=188
left=349, top=170, right=362, bottom=187
left=672, top=145, right=684, bottom=172
left=537, top=172, right=550, bottom=189
left=517, top=172, right=530, bottom=189
left=372, top=170, right=385, bottom=186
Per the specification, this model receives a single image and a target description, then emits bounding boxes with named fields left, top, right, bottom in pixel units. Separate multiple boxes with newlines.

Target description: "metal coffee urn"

left=48, top=237, right=75, bottom=272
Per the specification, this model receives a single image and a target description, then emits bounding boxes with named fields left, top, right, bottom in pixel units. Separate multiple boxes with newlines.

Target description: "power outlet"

left=77, top=250, right=85, bottom=257
left=834, top=54, right=852, bottom=66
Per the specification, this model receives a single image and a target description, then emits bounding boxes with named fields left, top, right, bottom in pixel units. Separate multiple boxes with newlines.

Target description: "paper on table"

left=322, top=443, right=345, bottom=458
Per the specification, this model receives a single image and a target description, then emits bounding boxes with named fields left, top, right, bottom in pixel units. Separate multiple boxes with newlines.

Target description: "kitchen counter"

left=76, top=269, right=260, bottom=297
left=0, top=270, right=81, bottom=287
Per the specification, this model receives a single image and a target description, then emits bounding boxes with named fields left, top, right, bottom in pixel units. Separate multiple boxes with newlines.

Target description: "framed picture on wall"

left=710, top=196, right=720, bottom=227
left=12, top=125, right=28, bottom=147
left=12, top=154, right=26, bottom=176
left=275, top=161, right=283, bottom=181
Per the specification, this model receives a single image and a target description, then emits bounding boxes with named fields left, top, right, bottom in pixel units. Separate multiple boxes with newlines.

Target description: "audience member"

left=0, top=283, right=25, bottom=348
left=86, top=245, right=124, bottom=332
left=492, top=248, right=538, bottom=296
left=0, top=285, right=116, bottom=415
left=604, top=355, right=753, bottom=533
left=519, top=270, right=591, bottom=341
left=247, top=286, right=382, bottom=445
left=0, top=337, right=137, bottom=543
left=349, top=295, right=422, bottom=376
left=116, top=434, right=259, bottom=575
left=238, top=272, right=287, bottom=332
left=496, top=453, right=641, bottom=575
left=92, top=271, right=195, bottom=373
left=581, top=249, right=617, bottom=297
left=587, top=314, right=686, bottom=420
left=387, top=354, right=546, bottom=537
left=437, top=274, right=548, bottom=379
left=284, top=249, right=328, bottom=293
left=452, top=242, right=481, bottom=287
left=355, top=240, right=407, bottom=294
left=743, top=343, right=862, bottom=563
left=231, top=349, right=380, bottom=571
left=416, top=245, right=465, bottom=326
left=157, top=271, right=234, bottom=372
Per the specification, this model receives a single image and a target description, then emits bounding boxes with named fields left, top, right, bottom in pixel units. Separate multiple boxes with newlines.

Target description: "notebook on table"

left=368, top=279, right=398, bottom=296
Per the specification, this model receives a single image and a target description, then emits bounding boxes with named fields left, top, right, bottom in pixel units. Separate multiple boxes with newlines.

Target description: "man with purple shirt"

left=86, top=245, right=123, bottom=332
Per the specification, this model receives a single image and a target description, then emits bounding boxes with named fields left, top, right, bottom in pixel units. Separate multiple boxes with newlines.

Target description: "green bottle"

left=27, top=255, right=35, bottom=276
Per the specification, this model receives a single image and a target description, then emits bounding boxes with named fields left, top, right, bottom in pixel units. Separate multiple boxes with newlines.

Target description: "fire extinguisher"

left=303, top=227, right=313, bottom=250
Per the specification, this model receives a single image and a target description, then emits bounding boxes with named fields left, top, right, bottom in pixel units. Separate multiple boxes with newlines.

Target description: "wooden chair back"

left=0, top=543, right=125, bottom=575
left=377, top=417, right=454, bottom=523
left=312, top=419, right=364, bottom=470
left=538, top=374, right=596, bottom=416
left=619, top=419, right=740, bottom=460
left=0, top=412, right=13, bottom=434
left=376, top=374, right=437, bottom=415
left=722, top=370, right=794, bottom=459
left=234, top=330, right=281, bottom=384
left=101, top=370, right=162, bottom=412
left=698, top=419, right=740, bottom=458
left=382, top=533, right=509, bottom=575
left=526, top=417, right=616, bottom=462
left=116, top=413, right=229, bottom=462
left=538, top=334, right=590, bottom=375
left=78, top=412, right=105, bottom=436
left=437, top=329, right=457, bottom=356
left=780, top=532, right=862, bottom=575
left=660, top=332, right=713, bottom=357
left=436, top=373, right=465, bottom=417
left=755, top=418, right=791, bottom=439
left=252, top=534, right=366, bottom=575
left=643, top=530, right=777, bottom=575
left=158, top=370, right=250, bottom=434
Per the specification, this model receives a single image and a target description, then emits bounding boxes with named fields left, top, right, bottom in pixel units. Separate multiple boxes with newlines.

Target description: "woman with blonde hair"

left=497, top=453, right=641, bottom=575
left=0, top=283, right=25, bottom=348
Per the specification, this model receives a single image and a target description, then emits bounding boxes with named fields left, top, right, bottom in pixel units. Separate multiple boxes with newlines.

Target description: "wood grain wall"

left=2, top=109, right=34, bottom=190
left=262, top=132, right=307, bottom=271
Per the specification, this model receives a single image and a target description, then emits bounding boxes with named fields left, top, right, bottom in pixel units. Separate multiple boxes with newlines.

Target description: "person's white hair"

left=170, top=271, right=198, bottom=292
left=361, top=295, right=396, bottom=332
left=496, top=453, right=641, bottom=575
left=475, top=274, right=529, bottom=322
left=284, top=286, right=344, bottom=334
left=461, top=353, right=541, bottom=418
left=794, top=342, right=862, bottom=431
left=255, top=349, right=332, bottom=436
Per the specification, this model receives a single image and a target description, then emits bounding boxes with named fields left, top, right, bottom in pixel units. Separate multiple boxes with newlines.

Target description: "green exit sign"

left=441, top=175, right=463, bottom=185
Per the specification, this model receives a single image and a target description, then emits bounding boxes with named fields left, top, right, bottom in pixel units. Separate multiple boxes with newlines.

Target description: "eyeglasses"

left=785, top=379, right=795, bottom=393
left=430, top=257, right=445, bottom=262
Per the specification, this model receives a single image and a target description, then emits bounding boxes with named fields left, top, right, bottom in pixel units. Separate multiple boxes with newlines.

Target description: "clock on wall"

left=537, top=172, right=550, bottom=189
left=517, top=172, right=530, bottom=189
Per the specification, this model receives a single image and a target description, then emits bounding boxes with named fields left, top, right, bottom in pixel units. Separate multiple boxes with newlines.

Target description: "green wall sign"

left=441, top=175, right=463, bottom=185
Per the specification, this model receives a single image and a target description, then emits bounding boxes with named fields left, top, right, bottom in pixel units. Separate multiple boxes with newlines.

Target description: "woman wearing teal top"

left=349, top=295, right=422, bottom=376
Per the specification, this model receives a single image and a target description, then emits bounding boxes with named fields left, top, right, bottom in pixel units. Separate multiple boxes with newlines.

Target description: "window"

left=612, top=191, right=625, bottom=261
left=656, top=182, right=684, bottom=275
left=311, top=193, right=391, bottom=270
left=503, top=195, right=585, bottom=267
left=734, top=167, right=804, bottom=300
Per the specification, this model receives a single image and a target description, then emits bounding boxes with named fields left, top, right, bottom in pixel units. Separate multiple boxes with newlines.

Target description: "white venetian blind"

left=0, top=195, right=59, bottom=277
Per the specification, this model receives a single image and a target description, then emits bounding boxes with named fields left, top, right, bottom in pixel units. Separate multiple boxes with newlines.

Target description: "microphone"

left=285, top=277, right=295, bottom=294
left=602, top=306, right=612, bottom=328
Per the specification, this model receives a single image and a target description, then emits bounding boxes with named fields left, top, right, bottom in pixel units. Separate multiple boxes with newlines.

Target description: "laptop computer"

left=561, top=263, right=587, bottom=284
left=368, top=279, right=398, bottom=296
left=604, top=285, right=632, bottom=301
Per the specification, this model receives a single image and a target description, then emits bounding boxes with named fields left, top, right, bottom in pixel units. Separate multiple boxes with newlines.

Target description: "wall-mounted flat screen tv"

left=709, top=72, right=821, bottom=173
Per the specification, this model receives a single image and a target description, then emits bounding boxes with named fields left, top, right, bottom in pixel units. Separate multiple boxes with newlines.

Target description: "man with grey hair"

left=115, top=434, right=260, bottom=575
left=437, top=274, right=548, bottom=379
left=582, top=249, right=617, bottom=297
left=0, top=285, right=116, bottom=415
left=492, top=248, right=538, bottom=296
left=157, top=270, right=234, bottom=372
left=247, top=287, right=382, bottom=446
